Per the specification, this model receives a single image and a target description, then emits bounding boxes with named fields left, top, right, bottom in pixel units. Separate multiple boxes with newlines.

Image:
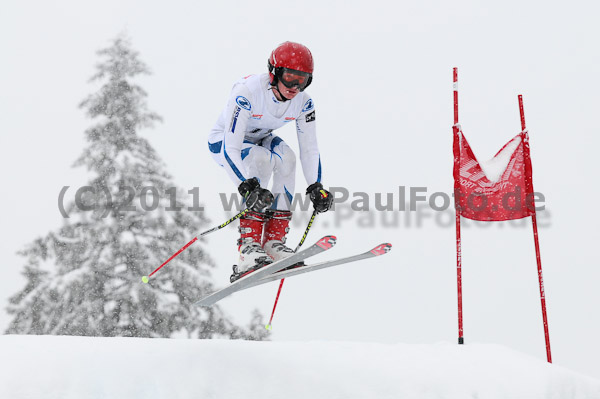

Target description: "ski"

left=244, top=243, right=392, bottom=291
left=194, top=235, right=337, bottom=307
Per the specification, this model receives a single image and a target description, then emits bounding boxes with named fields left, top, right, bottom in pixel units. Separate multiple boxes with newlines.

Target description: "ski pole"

left=265, top=209, right=318, bottom=330
left=294, top=209, right=318, bottom=253
left=142, top=208, right=250, bottom=283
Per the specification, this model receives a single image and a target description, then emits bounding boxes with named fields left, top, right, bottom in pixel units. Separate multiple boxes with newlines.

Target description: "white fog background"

left=1, top=0, right=599, bottom=380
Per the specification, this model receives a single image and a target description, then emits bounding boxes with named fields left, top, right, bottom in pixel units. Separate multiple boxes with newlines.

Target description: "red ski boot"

left=262, top=210, right=296, bottom=262
left=231, top=211, right=271, bottom=282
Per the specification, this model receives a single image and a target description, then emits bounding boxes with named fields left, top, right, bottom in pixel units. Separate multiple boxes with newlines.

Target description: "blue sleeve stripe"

left=317, top=156, right=322, bottom=183
left=230, top=106, right=241, bottom=133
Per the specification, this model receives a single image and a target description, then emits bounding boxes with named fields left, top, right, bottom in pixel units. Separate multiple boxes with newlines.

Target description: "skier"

left=208, top=41, right=333, bottom=281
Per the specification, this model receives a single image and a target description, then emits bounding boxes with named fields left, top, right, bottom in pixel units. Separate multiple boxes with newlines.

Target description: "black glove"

left=238, top=177, right=260, bottom=197
left=306, top=182, right=333, bottom=213
left=238, top=178, right=274, bottom=212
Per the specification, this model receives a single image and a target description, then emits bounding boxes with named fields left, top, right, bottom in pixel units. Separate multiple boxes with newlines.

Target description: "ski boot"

left=230, top=211, right=272, bottom=283
left=262, top=210, right=304, bottom=272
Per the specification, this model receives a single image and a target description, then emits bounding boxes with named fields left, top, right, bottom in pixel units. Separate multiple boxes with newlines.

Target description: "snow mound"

left=1, top=335, right=599, bottom=399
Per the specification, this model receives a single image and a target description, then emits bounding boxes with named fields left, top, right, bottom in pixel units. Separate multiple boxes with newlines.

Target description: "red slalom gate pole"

left=453, top=67, right=464, bottom=345
left=519, top=95, right=552, bottom=363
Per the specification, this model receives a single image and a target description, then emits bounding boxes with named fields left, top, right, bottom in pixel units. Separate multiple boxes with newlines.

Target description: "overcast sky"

left=1, top=0, right=599, bottom=380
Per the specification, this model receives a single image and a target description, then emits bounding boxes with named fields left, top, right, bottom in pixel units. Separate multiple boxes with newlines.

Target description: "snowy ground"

left=1, top=335, right=598, bottom=399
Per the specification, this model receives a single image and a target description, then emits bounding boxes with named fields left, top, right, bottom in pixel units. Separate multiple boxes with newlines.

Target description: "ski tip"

left=370, top=243, right=392, bottom=256
left=265, top=324, right=273, bottom=331
left=316, top=235, right=337, bottom=249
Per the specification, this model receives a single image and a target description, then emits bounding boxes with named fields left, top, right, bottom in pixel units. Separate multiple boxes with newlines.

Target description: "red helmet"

left=268, top=42, right=313, bottom=91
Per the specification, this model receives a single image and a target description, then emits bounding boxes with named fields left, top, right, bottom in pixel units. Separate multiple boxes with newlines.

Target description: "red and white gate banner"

left=453, top=127, right=535, bottom=221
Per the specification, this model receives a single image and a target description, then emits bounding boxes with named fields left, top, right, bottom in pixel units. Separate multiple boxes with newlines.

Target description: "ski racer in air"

left=208, top=41, right=333, bottom=282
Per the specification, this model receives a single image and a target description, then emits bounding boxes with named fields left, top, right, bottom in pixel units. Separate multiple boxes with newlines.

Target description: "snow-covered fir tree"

left=6, top=35, right=268, bottom=340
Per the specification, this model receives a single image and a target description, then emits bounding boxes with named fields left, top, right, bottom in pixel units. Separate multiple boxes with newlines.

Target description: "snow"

left=478, top=135, right=522, bottom=183
left=1, top=335, right=599, bottom=399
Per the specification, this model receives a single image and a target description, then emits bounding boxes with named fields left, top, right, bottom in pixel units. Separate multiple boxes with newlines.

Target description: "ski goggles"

left=276, top=68, right=312, bottom=90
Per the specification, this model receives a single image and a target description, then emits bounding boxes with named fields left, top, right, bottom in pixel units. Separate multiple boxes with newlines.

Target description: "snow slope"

left=1, top=335, right=598, bottom=399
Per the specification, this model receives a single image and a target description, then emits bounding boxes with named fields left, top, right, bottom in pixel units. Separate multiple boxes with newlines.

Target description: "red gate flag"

left=452, top=68, right=551, bottom=363
left=453, top=127, right=535, bottom=221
